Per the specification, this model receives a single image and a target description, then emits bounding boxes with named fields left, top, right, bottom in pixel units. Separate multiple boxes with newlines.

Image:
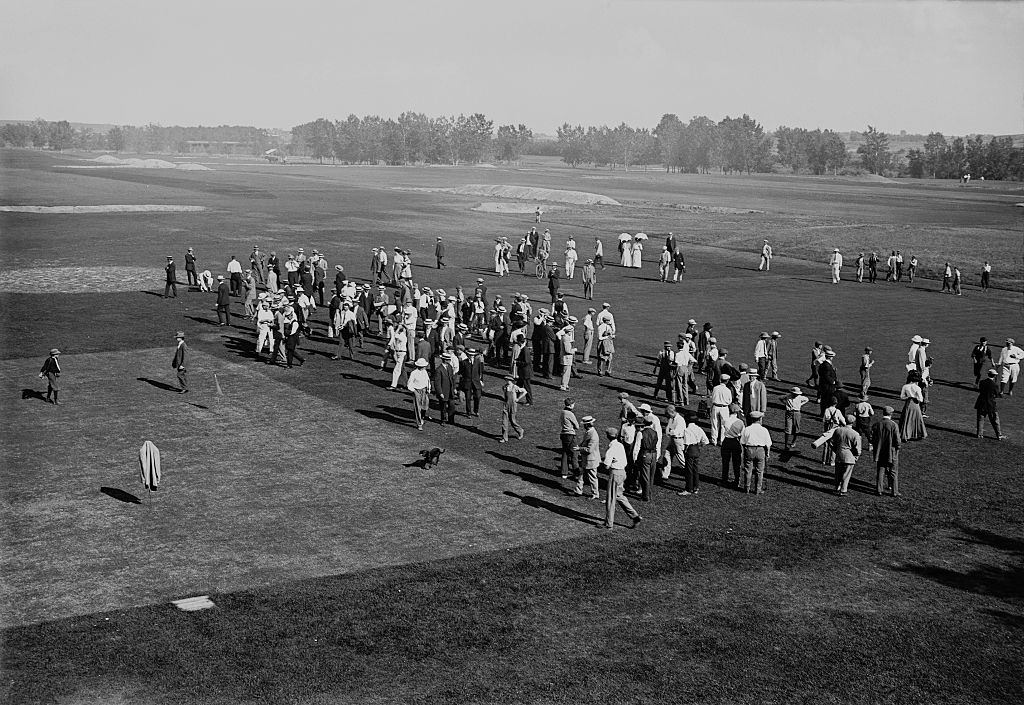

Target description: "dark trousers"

left=977, top=411, right=1001, bottom=437
left=876, top=462, right=898, bottom=495
left=176, top=367, right=188, bottom=391
left=560, top=433, right=578, bottom=477
left=518, top=377, right=533, bottom=404
left=186, top=269, right=198, bottom=286
left=465, top=386, right=481, bottom=415
left=637, top=451, right=655, bottom=501
left=437, top=398, right=455, bottom=424
left=721, top=438, right=741, bottom=483
left=653, top=369, right=673, bottom=400
left=684, top=446, right=701, bottom=492
left=285, top=333, right=304, bottom=367
left=164, top=281, right=177, bottom=297
left=230, top=272, right=243, bottom=295
left=217, top=304, right=231, bottom=325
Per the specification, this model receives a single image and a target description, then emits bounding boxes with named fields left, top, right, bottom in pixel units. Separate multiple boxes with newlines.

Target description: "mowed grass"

left=1, top=150, right=1022, bottom=704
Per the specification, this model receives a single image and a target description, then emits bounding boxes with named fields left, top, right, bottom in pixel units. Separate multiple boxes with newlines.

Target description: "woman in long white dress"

left=620, top=236, right=633, bottom=267
left=632, top=239, right=644, bottom=268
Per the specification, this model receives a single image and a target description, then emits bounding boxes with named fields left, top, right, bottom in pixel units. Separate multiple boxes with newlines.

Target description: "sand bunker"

left=0, top=266, right=167, bottom=293
left=405, top=184, right=620, bottom=206
left=57, top=156, right=213, bottom=171
left=654, top=202, right=765, bottom=215
left=0, top=205, right=206, bottom=214
left=472, top=202, right=563, bottom=214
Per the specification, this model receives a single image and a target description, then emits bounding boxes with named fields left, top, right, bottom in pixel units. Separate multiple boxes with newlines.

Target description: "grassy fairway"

left=1, top=150, right=1021, bottom=704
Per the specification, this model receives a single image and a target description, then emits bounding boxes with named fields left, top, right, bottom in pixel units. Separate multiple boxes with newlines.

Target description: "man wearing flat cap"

left=571, top=415, right=601, bottom=499
left=974, top=369, right=1005, bottom=440
left=39, top=348, right=63, bottom=404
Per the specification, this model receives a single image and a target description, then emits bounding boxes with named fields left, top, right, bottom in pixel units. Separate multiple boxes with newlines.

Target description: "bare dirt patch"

left=0, top=266, right=165, bottom=293
left=472, top=202, right=563, bottom=214
left=403, top=184, right=621, bottom=206
left=0, top=205, right=206, bottom=214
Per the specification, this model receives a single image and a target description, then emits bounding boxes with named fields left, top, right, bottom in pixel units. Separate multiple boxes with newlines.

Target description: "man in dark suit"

left=164, top=256, right=177, bottom=298
left=460, top=348, right=485, bottom=417
left=817, top=349, right=839, bottom=414
left=38, top=348, right=63, bottom=405
left=216, top=275, right=231, bottom=326
left=171, top=331, right=188, bottom=394
left=975, top=369, right=1005, bottom=440
left=185, top=248, right=198, bottom=287
left=517, top=345, right=534, bottom=405
left=433, top=353, right=457, bottom=425
left=871, top=406, right=902, bottom=496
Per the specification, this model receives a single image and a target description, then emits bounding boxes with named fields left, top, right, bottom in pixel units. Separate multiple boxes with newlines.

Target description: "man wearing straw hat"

left=406, top=358, right=431, bottom=430
left=829, top=248, right=843, bottom=284
left=39, top=348, right=63, bottom=405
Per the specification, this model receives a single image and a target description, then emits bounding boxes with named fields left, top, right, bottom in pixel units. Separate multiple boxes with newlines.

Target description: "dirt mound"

left=0, top=205, right=207, bottom=214
left=472, top=202, right=562, bottom=214
left=448, top=184, right=620, bottom=206
left=0, top=266, right=165, bottom=293
left=73, top=156, right=213, bottom=171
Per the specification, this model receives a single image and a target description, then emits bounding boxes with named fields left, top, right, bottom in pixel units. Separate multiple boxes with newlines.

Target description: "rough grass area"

left=1, top=148, right=1021, bottom=704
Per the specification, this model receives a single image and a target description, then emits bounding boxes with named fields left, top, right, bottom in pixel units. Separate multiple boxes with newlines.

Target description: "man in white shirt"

left=998, top=337, right=1024, bottom=396
left=829, top=248, right=843, bottom=284
left=754, top=332, right=769, bottom=379
left=672, top=340, right=696, bottom=406
left=739, top=410, right=772, bottom=494
left=677, top=411, right=710, bottom=496
left=663, top=405, right=687, bottom=481
left=720, top=403, right=745, bottom=486
left=594, top=238, right=605, bottom=269
left=709, top=374, right=734, bottom=445
left=226, top=255, right=244, bottom=296
left=581, top=308, right=596, bottom=364
left=759, top=240, right=772, bottom=271
left=406, top=358, right=432, bottom=430
left=602, top=427, right=641, bottom=530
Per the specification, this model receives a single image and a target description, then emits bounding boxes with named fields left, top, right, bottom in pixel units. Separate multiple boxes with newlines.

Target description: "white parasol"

left=634, top=232, right=649, bottom=241
left=618, top=232, right=632, bottom=242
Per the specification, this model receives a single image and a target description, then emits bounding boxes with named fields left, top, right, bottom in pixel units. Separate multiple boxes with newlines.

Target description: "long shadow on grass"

left=503, top=490, right=602, bottom=526
left=766, top=464, right=839, bottom=495
left=20, top=388, right=48, bottom=402
left=100, top=487, right=141, bottom=504
left=222, top=336, right=259, bottom=361
left=184, top=314, right=220, bottom=327
left=355, top=406, right=411, bottom=426
left=487, top=451, right=565, bottom=492
left=137, top=377, right=179, bottom=392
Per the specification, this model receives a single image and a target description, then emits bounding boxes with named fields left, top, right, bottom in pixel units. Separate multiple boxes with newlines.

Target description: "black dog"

left=420, top=447, right=445, bottom=469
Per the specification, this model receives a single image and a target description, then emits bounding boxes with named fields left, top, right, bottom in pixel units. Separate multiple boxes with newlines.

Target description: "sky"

left=1, top=0, right=1022, bottom=136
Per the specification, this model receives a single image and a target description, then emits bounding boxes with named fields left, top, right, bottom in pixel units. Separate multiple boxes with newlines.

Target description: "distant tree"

left=906, top=148, right=925, bottom=178
left=398, top=111, right=432, bottom=163
left=856, top=125, right=891, bottom=174
left=47, top=120, right=74, bottom=151
left=965, top=135, right=986, bottom=176
left=0, top=122, right=33, bottom=147
left=457, top=113, right=494, bottom=163
left=634, top=128, right=660, bottom=171
left=556, top=123, right=588, bottom=168
left=31, top=118, right=49, bottom=147
left=774, top=125, right=811, bottom=173
left=587, top=125, right=615, bottom=168
left=819, top=130, right=848, bottom=175
left=653, top=114, right=684, bottom=171
left=984, top=136, right=1015, bottom=180
left=949, top=136, right=967, bottom=178
left=613, top=123, right=638, bottom=170
left=106, top=126, right=126, bottom=152
left=333, top=115, right=361, bottom=162
left=718, top=114, right=772, bottom=174
left=922, top=132, right=947, bottom=178
left=495, top=124, right=532, bottom=163
left=381, top=119, right=408, bottom=165
left=357, top=115, right=384, bottom=164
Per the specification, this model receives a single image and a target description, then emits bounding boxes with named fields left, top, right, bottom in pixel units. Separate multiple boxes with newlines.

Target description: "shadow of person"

left=100, top=487, right=142, bottom=504
left=137, top=377, right=180, bottom=392
left=21, top=388, right=48, bottom=402
left=503, top=490, right=601, bottom=526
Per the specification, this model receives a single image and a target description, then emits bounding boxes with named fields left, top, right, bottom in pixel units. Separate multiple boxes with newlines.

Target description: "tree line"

left=0, top=119, right=279, bottom=155
left=3, top=114, right=1023, bottom=180
left=289, top=114, right=532, bottom=165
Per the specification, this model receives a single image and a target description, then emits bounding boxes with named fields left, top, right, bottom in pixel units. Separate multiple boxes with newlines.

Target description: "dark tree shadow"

left=100, top=487, right=141, bottom=504
left=137, top=377, right=179, bottom=392
left=141, top=290, right=167, bottom=297
left=21, top=388, right=48, bottom=402
left=503, top=490, right=602, bottom=526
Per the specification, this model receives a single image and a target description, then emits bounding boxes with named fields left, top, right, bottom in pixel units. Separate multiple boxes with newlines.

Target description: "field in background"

left=1, top=149, right=1021, bottom=704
